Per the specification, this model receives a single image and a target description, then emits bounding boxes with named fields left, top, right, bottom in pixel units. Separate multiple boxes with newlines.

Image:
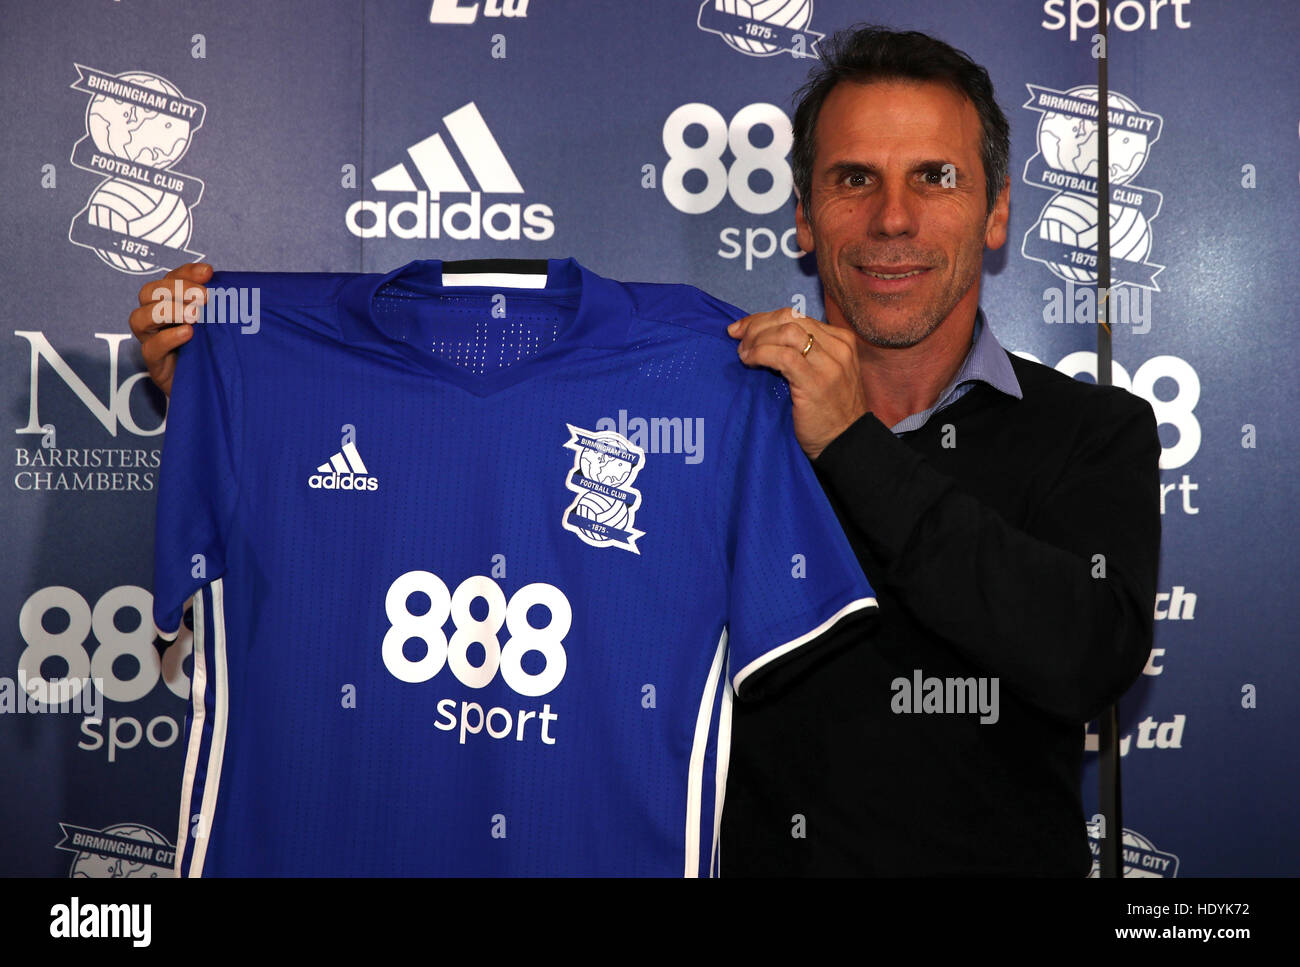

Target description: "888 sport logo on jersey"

left=381, top=571, right=569, bottom=746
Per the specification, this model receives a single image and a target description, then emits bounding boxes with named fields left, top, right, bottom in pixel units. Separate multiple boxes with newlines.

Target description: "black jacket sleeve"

left=810, top=388, right=1161, bottom=724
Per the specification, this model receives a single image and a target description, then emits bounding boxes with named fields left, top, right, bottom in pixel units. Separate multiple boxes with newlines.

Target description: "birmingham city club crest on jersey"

left=562, top=424, right=646, bottom=554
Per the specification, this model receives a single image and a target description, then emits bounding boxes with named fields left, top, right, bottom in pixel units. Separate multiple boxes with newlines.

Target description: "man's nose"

left=866, top=178, right=918, bottom=238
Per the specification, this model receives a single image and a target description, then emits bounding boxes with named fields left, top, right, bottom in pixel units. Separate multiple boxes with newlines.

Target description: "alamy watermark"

left=0, top=671, right=103, bottom=717
left=49, top=896, right=151, bottom=947
left=891, top=669, right=1000, bottom=724
left=1042, top=281, right=1150, bottom=334
left=152, top=280, right=260, bottom=334
left=594, top=410, right=704, bottom=464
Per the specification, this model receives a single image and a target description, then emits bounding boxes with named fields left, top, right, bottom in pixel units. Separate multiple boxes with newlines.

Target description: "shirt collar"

left=889, top=309, right=1023, bottom=434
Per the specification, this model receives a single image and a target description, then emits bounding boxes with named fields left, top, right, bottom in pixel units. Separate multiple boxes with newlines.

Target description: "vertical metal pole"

left=1096, top=4, right=1123, bottom=880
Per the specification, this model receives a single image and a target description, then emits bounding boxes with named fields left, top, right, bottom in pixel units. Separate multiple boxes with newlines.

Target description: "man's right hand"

left=130, top=262, right=213, bottom=397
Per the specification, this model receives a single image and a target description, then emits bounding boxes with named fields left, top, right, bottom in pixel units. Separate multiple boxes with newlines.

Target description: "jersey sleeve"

left=151, top=318, right=243, bottom=639
left=719, top=373, right=878, bottom=700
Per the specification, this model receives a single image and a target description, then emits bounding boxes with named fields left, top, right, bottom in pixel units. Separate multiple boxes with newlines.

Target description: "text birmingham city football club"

left=54, top=821, right=177, bottom=879
left=1086, top=822, right=1182, bottom=878
left=67, top=65, right=207, bottom=275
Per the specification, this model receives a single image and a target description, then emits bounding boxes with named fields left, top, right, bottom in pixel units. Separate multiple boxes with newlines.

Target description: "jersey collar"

left=336, top=257, right=634, bottom=395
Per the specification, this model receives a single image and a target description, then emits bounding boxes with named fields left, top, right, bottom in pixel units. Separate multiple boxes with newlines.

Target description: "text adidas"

left=346, top=190, right=554, bottom=241
left=309, top=472, right=378, bottom=491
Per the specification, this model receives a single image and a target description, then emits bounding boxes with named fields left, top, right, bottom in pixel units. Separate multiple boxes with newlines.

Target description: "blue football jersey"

left=152, top=257, right=876, bottom=876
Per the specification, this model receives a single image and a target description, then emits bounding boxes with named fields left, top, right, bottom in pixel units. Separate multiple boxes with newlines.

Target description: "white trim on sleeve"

left=731, top=596, right=877, bottom=696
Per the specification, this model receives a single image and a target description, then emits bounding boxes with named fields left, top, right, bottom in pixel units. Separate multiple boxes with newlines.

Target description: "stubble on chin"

left=826, top=241, right=984, bottom=349
left=824, top=266, right=948, bottom=349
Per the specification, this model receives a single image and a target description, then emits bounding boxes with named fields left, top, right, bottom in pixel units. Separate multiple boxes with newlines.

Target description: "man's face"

left=796, top=79, right=1010, bottom=348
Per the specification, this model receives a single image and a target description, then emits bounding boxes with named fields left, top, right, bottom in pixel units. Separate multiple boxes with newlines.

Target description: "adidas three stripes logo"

left=308, top=443, right=378, bottom=491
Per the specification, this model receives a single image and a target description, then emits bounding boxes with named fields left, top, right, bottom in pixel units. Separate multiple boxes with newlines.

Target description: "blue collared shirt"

left=888, top=309, right=1023, bottom=434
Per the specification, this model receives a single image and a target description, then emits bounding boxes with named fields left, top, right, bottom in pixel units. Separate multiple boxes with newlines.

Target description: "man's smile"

left=852, top=264, right=934, bottom=293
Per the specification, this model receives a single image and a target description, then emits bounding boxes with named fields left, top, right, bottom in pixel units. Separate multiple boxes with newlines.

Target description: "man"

left=130, top=25, right=1158, bottom=877
left=720, top=26, right=1160, bottom=875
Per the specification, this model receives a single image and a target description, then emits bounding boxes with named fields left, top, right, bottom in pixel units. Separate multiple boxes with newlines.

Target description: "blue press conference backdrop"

left=2, top=0, right=1296, bottom=877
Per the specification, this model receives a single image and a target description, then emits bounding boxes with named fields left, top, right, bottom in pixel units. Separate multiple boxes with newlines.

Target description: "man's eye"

left=923, top=169, right=946, bottom=185
left=844, top=172, right=868, bottom=187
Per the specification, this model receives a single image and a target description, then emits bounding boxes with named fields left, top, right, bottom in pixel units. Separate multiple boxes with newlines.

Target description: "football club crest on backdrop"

left=562, top=425, right=646, bottom=554
left=1020, top=84, right=1165, bottom=291
left=1087, top=822, right=1180, bottom=877
left=55, top=821, right=176, bottom=877
left=696, top=0, right=824, bottom=58
left=67, top=65, right=206, bottom=274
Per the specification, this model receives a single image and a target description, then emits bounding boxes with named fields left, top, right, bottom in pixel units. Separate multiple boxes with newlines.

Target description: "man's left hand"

left=728, top=308, right=868, bottom=461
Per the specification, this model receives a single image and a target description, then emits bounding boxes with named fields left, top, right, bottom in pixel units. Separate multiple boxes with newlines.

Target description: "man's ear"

left=795, top=190, right=816, bottom=254
left=984, top=176, right=1010, bottom=250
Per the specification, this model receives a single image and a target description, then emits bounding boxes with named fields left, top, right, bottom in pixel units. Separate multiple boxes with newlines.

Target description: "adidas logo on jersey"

left=308, top=443, right=379, bottom=491
left=345, top=102, right=554, bottom=241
